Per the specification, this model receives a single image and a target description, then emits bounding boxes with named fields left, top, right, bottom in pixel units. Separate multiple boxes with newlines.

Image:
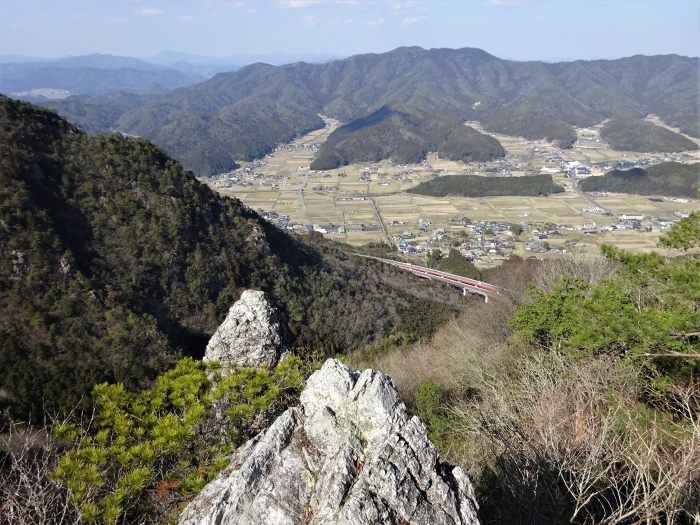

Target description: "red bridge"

left=354, top=255, right=500, bottom=301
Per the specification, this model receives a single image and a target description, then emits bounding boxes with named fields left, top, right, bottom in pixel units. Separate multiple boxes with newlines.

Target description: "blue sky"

left=1, top=0, right=698, bottom=61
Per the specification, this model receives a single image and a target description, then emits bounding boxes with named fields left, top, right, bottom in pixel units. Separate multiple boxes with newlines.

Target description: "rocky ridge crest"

left=203, top=289, right=284, bottom=369
left=179, top=358, right=480, bottom=525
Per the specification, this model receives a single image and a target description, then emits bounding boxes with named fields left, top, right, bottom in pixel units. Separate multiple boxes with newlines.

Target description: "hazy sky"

left=2, top=0, right=698, bottom=61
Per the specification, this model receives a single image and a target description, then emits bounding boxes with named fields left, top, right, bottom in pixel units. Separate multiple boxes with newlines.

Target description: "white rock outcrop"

left=179, top=359, right=480, bottom=525
left=203, top=290, right=284, bottom=369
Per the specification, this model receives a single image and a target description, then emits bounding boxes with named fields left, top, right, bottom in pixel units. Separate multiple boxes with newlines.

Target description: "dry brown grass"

left=351, top=257, right=700, bottom=524
left=0, top=423, right=75, bottom=525
left=532, top=254, right=619, bottom=292
left=348, top=256, right=535, bottom=402
left=453, top=353, right=700, bottom=524
left=359, top=318, right=513, bottom=401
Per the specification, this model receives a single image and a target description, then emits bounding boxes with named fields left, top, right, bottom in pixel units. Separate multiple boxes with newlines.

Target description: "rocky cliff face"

left=203, top=290, right=284, bottom=369
left=179, top=359, right=480, bottom=525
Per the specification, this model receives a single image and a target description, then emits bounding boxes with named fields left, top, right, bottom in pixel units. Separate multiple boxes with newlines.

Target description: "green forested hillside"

left=43, top=47, right=699, bottom=176
left=580, top=162, right=700, bottom=198
left=310, top=105, right=504, bottom=170
left=408, top=173, right=564, bottom=197
left=600, top=118, right=698, bottom=152
left=43, top=92, right=156, bottom=133
left=0, top=96, right=453, bottom=422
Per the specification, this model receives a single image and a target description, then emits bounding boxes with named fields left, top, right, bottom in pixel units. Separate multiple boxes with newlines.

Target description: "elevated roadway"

left=354, top=255, right=500, bottom=301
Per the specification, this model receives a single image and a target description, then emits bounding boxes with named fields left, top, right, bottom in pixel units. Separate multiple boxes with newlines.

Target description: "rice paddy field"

left=205, top=118, right=699, bottom=260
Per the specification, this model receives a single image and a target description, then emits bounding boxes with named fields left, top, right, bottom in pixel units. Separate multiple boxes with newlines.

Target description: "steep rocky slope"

left=179, top=358, right=480, bottom=525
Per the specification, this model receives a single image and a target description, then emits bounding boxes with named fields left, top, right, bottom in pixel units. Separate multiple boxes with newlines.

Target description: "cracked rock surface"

left=179, top=359, right=480, bottom=525
left=203, top=290, right=284, bottom=369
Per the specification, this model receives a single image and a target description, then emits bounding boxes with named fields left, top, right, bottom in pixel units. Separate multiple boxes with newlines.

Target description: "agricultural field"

left=204, top=118, right=700, bottom=265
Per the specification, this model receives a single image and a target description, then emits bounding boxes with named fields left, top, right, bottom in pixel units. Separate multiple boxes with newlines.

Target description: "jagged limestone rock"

left=179, top=359, right=480, bottom=525
left=204, top=290, right=284, bottom=369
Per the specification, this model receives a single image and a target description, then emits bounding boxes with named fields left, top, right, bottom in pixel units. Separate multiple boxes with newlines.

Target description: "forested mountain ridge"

left=43, top=47, right=699, bottom=176
left=310, top=104, right=505, bottom=170
left=0, top=96, right=453, bottom=422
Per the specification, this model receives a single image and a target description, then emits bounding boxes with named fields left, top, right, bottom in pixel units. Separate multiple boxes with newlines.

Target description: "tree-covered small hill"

left=408, top=173, right=564, bottom=198
left=44, top=47, right=699, bottom=176
left=600, top=118, right=698, bottom=152
left=310, top=105, right=505, bottom=170
left=480, top=110, right=578, bottom=148
left=580, top=162, right=700, bottom=198
left=0, top=96, right=455, bottom=422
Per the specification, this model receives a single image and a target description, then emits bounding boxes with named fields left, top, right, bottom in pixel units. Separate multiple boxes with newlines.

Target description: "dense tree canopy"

left=0, top=96, right=454, bottom=422
left=510, top=242, right=700, bottom=388
left=409, top=173, right=564, bottom=198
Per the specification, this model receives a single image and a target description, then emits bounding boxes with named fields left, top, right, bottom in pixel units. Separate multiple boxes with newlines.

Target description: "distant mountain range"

left=144, top=50, right=339, bottom=67
left=32, top=46, right=700, bottom=176
left=0, top=50, right=342, bottom=103
left=0, top=54, right=208, bottom=99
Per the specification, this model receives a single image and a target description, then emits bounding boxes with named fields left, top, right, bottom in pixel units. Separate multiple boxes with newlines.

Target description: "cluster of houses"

left=272, top=142, right=320, bottom=154
left=537, top=152, right=691, bottom=188
left=257, top=201, right=689, bottom=269
left=213, top=157, right=289, bottom=189
left=213, top=131, right=694, bottom=270
left=259, top=209, right=292, bottom=230
left=257, top=209, right=383, bottom=235
left=574, top=213, right=686, bottom=235
left=392, top=218, right=523, bottom=262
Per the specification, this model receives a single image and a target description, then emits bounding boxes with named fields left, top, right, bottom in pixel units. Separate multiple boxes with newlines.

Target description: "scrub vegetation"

left=352, top=215, right=700, bottom=524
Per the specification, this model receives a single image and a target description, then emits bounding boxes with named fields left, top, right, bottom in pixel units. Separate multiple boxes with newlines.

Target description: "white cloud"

left=392, top=1, right=418, bottom=12
left=180, top=15, right=193, bottom=21
left=279, top=0, right=320, bottom=8
left=108, top=16, right=130, bottom=24
left=139, top=7, right=163, bottom=16
left=364, top=17, right=385, bottom=26
left=302, top=14, right=319, bottom=27
left=487, top=0, right=531, bottom=5
left=400, top=15, right=426, bottom=27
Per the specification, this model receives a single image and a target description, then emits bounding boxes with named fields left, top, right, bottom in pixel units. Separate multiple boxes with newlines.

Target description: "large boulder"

left=204, top=290, right=284, bottom=369
left=179, top=359, right=480, bottom=525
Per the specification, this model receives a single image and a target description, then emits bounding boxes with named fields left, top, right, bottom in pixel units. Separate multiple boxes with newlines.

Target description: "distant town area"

left=204, top=115, right=700, bottom=268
